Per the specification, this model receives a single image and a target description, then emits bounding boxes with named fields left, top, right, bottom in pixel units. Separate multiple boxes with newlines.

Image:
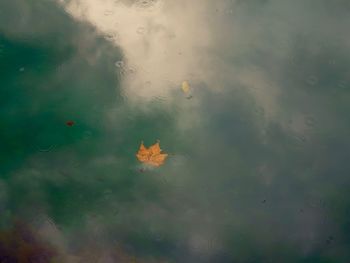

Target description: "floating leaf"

left=182, top=81, right=190, bottom=94
left=136, top=140, right=168, bottom=167
left=181, top=81, right=193, bottom=99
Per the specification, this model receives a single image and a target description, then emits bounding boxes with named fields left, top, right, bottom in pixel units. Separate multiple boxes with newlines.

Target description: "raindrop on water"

left=104, top=10, right=114, bottom=16
left=127, top=66, right=136, bottom=74
left=104, top=32, right=118, bottom=41
left=83, top=131, right=93, bottom=140
left=305, top=115, right=315, bottom=128
left=134, top=0, right=160, bottom=11
left=136, top=26, right=146, bottom=35
left=37, top=144, right=56, bottom=153
left=306, top=75, right=318, bottom=86
left=115, top=61, right=124, bottom=68
left=103, top=189, right=113, bottom=200
left=338, top=80, right=347, bottom=89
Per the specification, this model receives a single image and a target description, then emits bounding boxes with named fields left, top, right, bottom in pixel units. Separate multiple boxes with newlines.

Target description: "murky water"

left=0, top=0, right=350, bottom=262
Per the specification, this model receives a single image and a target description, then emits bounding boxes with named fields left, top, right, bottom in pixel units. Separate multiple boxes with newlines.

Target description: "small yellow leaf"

left=136, top=140, right=168, bottom=167
left=181, top=81, right=190, bottom=94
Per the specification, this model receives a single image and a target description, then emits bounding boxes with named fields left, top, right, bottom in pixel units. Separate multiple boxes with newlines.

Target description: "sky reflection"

left=0, top=0, right=350, bottom=262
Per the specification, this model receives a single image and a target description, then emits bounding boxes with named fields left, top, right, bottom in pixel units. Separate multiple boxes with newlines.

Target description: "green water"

left=1, top=0, right=350, bottom=262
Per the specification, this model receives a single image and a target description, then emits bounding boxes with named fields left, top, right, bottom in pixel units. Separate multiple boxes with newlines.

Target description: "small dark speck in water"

left=66, top=120, right=75, bottom=127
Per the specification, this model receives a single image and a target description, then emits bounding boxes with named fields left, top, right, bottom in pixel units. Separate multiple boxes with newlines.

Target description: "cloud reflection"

left=59, top=0, right=213, bottom=102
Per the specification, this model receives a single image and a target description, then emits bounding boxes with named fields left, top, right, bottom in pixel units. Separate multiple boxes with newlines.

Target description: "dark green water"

left=1, top=0, right=350, bottom=262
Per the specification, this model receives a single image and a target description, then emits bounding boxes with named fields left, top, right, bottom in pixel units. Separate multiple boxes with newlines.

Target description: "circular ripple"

left=133, top=0, right=161, bottom=11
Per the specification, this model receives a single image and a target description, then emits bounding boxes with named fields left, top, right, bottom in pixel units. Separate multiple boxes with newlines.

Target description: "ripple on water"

left=133, top=0, right=161, bottom=11
left=338, top=80, right=347, bottom=90
left=104, top=32, right=119, bottom=42
left=115, top=60, right=124, bottom=68
left=104, top=10, right=114, bottom=16
left=304, top=115, right=315, bottom=129
left=306, top=75, right=318, bottom=86
left=136, top=26, right=147, bottom=35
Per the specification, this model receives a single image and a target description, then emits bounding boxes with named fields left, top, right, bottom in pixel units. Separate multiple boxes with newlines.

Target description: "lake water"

left=0, top=0, right=350, bottom=262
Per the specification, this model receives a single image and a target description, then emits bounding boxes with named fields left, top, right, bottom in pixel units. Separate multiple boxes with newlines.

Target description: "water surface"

left=0, top=0, right=350, bottom=262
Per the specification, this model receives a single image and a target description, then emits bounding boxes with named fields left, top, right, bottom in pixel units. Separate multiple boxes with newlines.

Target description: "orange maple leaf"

left=136, top=140, right=168, bottom=167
